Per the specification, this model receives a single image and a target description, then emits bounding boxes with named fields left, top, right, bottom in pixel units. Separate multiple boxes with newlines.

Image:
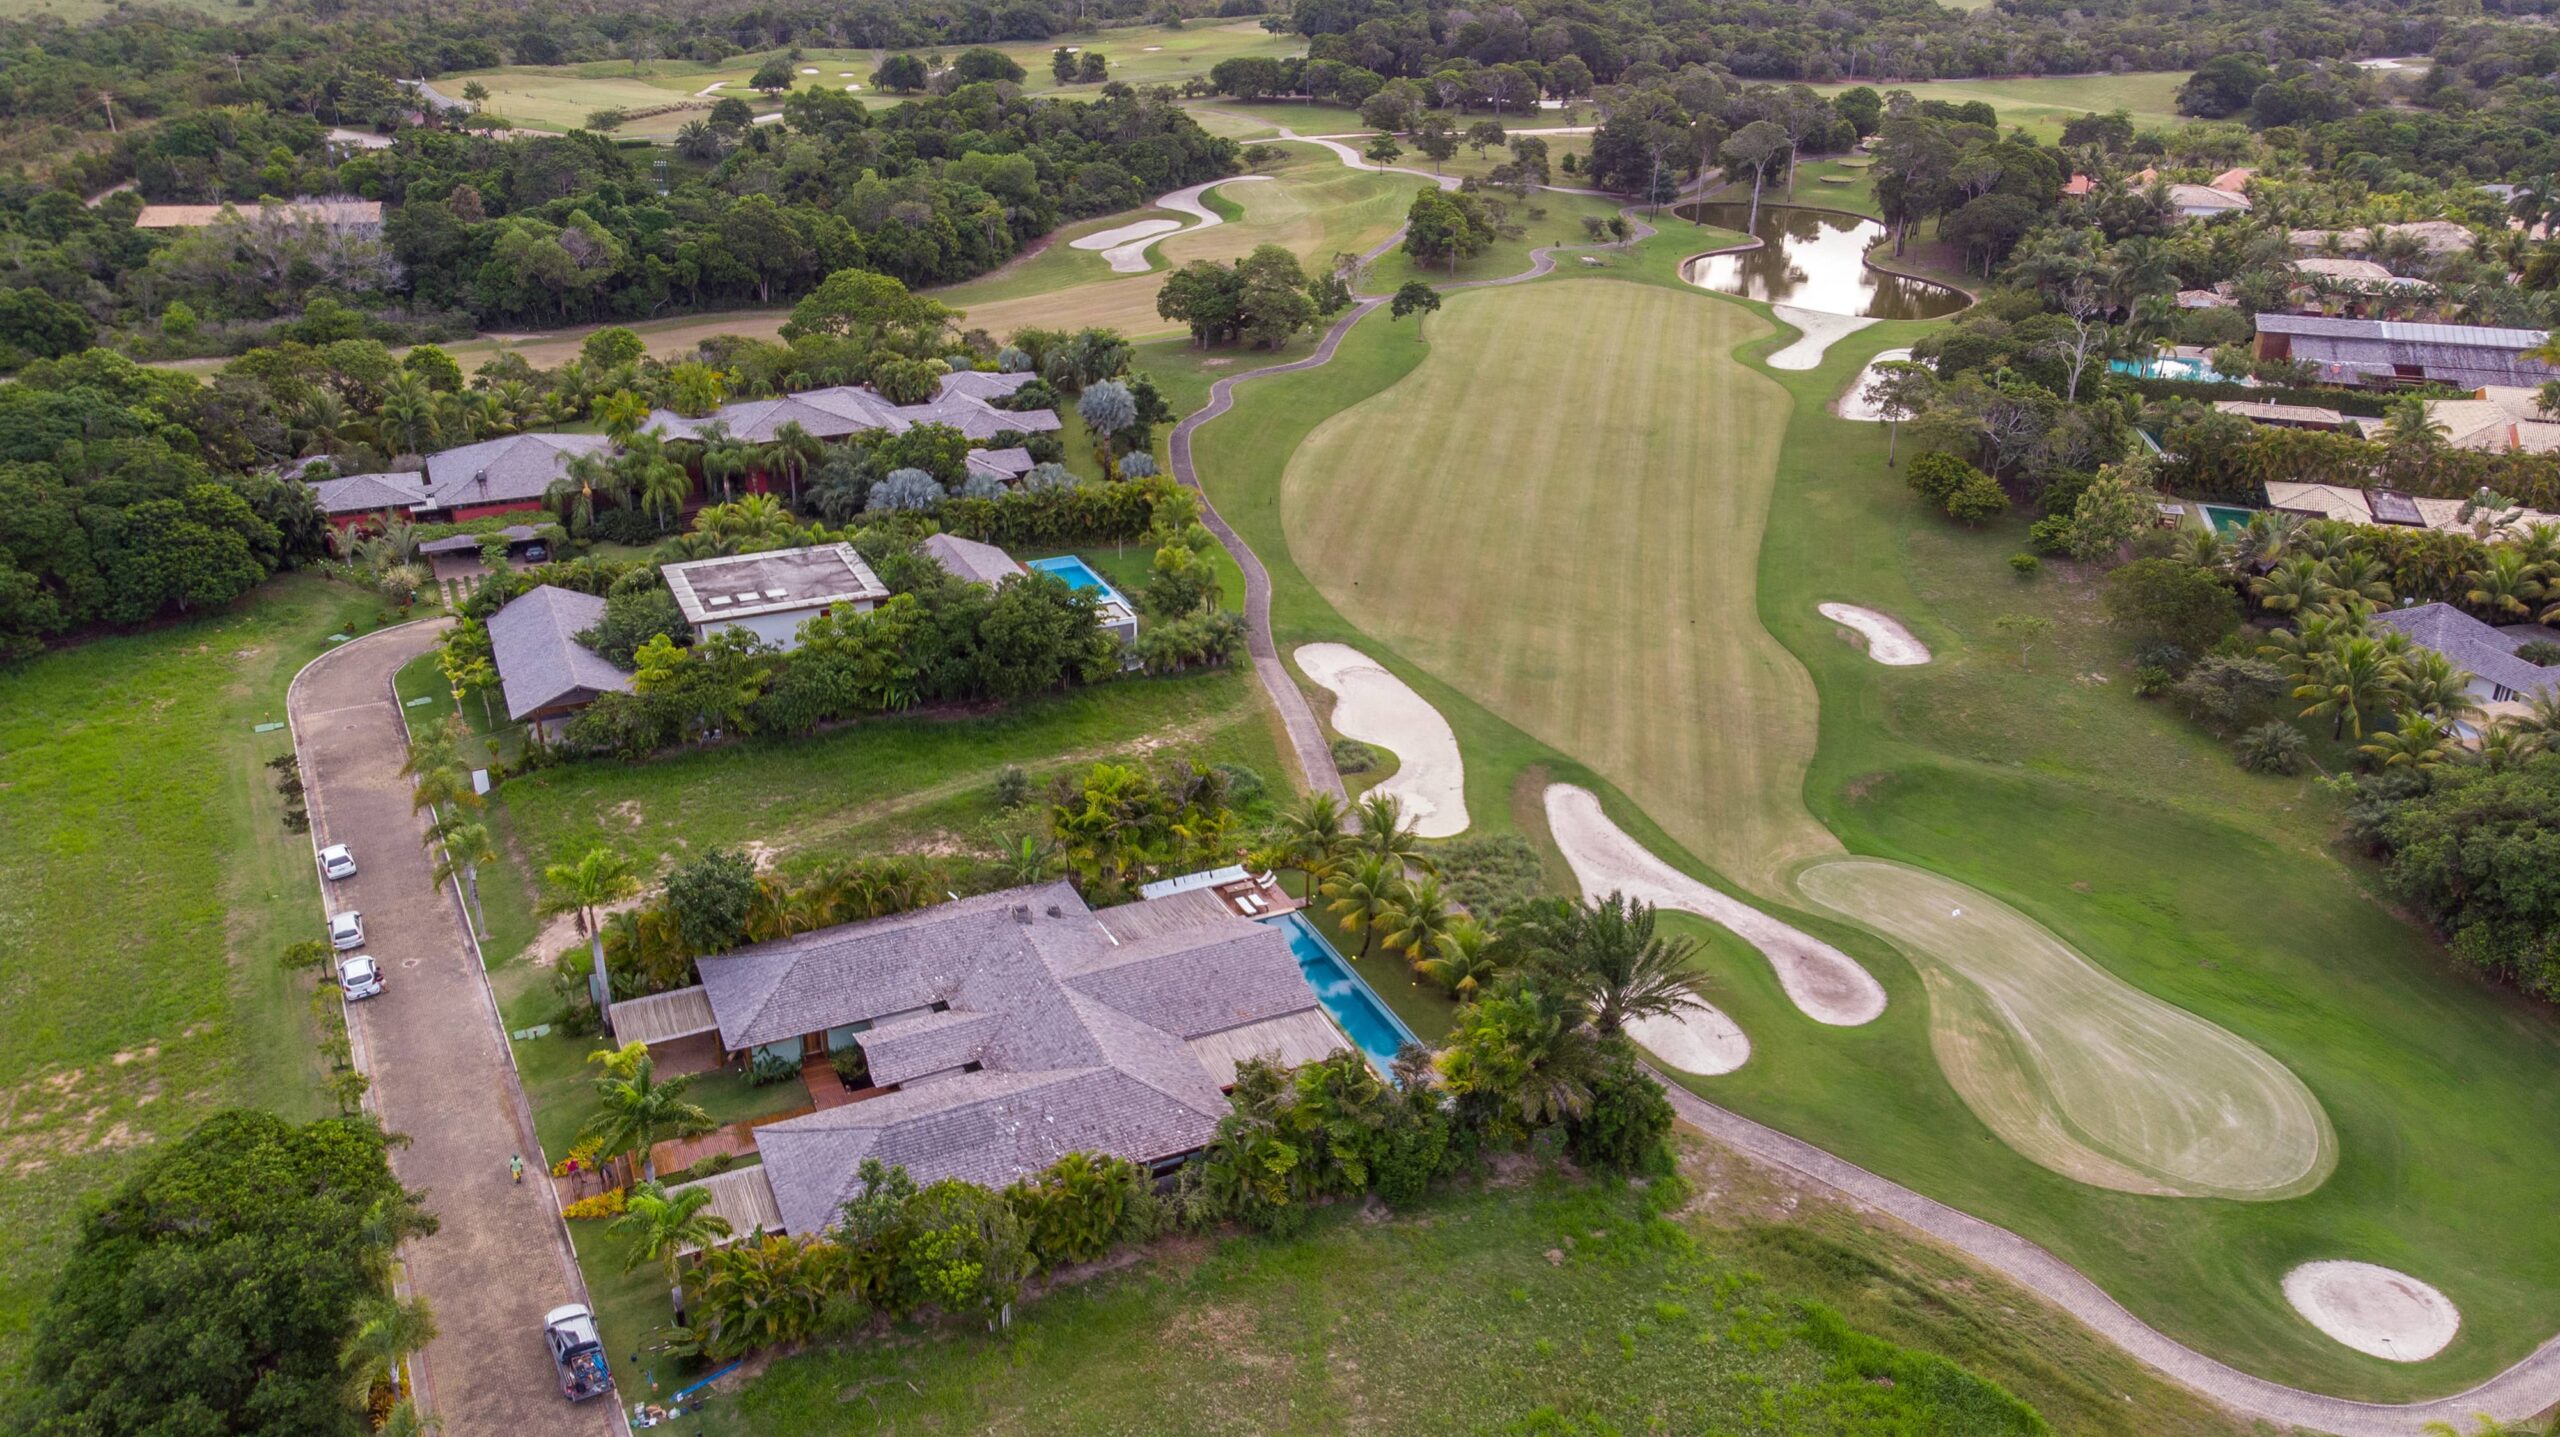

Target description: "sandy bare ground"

left=1544, top=784, right=1886, bottom=1026
left=1293, top=642, right=1469, bottom=837
left=1765, top=304, right=1878, bottom=369
left=1817, top=602, right=1931, bottom=665
left=1796, top=857, right=2335, bottom=1200
left=1082, top=175, right=1274, bottom=273
left=2283, top=1263, right=2461, bottom=1362
left=1628, top=1003, right=1750, bottom=1075
left=1833, top=347, right=1915, bottom=420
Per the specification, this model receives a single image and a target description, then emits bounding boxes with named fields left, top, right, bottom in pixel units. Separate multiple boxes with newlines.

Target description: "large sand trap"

left=1833, top=347, right=1915, bottom=420
left=1078, top=175, right=1274, bottom=273
left=1795, top=857, right=2335, bottom=1200
left=1766, top=305, right=1878, bottom=370
left=1627, top=1001, right=1750, bottom=1075
left=1546, top=785, right=1885, bottom=1026
left=1818, top=603, right=1930, bottom=665
left=2283, top=1262, right=2460, bottom=1361
left=1294, top=643, right=1469, bottom=838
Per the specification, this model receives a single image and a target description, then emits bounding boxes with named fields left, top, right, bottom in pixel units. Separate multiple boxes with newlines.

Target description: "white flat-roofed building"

left=662, top=543, right=891, bottom=651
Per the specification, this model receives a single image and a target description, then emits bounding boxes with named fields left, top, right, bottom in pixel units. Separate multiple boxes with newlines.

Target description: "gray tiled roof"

left=486, top=585, right=634, bottom=721
left=696, top=881, right=1319, bottom=1234
left=965, top=446, right=1036, bottom=480
left=919, top=533, right=1027, bottom=588
left=2372, top=603, right=2560, bottom=700
left=645, top=375, right=1060, bottom=450
left=420, top=433, right=611, bottom=510
left=306, top=470, right=427, bottom=515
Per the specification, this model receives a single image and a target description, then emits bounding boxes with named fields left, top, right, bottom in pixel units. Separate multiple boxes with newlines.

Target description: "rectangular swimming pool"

left=1026, top=554, right=1123, bottom=601
left=2201, top=503, right=2258, bottom=534
left=1264, top=911, right=1425, bottom=1080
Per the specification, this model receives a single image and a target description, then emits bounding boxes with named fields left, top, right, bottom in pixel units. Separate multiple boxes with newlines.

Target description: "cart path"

left=1171, top=133, right=2560, bottom=1434
left=289, top=623, right=621, bottom=1437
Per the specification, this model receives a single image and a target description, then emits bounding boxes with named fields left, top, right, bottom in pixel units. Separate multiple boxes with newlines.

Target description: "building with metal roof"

left=2253, top=315, right=2558, bottom=390
left=661, top=543, right=890, bottom=651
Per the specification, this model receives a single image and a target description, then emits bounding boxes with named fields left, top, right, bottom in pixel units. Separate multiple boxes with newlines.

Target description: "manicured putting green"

left=1795, top=857, right=2335, bottom=1200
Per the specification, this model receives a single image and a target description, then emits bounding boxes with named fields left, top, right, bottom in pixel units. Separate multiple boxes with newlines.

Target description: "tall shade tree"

left=543, top=846, right=643, bottom=1021
left=1389, top=280, right=1442, bottom=339
left=1719, top=120, right=1792, bottom=232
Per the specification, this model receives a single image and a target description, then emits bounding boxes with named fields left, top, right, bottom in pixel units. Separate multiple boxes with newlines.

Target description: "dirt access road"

left=290, top=622, right=621, bottom=1437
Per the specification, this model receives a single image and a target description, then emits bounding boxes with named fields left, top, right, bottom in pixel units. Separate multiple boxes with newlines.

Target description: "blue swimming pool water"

left=1026, top=555, right=1125, bottom=603
left=2108, top=356, right=2235, bottom=384
left=1265, top=911, right=1424, bottom=1080
left=2202, top=503, right=2258, bottom=534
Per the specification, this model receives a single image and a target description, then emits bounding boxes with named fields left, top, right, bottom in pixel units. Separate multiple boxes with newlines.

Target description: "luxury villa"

left=602, top=879, right=1407, bottom=1241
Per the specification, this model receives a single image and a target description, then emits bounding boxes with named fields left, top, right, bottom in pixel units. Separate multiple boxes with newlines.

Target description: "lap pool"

left=1263, top=911, right=1425, bottom=1080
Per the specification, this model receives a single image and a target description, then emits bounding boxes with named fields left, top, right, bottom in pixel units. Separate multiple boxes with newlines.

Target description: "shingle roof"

left=919, top=532, right=1027, bottom=587
left=694, top=881, right=1328, bottom=1234
left=965, top=446, right=1036, bottom=480
left=644, top=375, right=1060, bottom=448
left=486, top=585, right=634, bottom=721
left=306, top=470, right=427, bottom=515
left=420, top=433, right=611, bottom=510
left=2372, top=603, right=2560, bottom=700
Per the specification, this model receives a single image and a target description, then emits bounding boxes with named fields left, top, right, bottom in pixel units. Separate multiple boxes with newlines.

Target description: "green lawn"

left=1184, top=99, right=1371, bottom=140
left=1179, top=202, right=2560, bottom=1399
left=0, top=575, right=417, bottom=1388
left=1363, top=189, right=1666, bottom=294
left=1809, top=72, right=2190, bottom=143
left=703, top=1176, right=2093, bottom=1437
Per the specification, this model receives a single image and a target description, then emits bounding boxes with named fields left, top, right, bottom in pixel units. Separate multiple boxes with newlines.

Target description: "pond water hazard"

left=1675, top=202, right=1966, bottom=320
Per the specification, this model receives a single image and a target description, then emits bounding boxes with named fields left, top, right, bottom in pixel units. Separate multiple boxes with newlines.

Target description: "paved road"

left=290, top=623, right=620, bottom=1437
left=1170, top=132, right=2560, bottom=1435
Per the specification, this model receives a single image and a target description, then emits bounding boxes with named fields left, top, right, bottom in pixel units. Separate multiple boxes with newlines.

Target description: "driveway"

left=290, top=622, right=620, bottom=1437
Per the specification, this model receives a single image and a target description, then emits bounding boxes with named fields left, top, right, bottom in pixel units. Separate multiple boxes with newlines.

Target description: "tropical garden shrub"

left=1436, top=834, right=1546, bottom=921
left=1330, top=738, right=1378, bottom=773
left=1004, top=1152, right=1164, bottom=1271
left=2349, top=754, right=2560, bottom=1000
left=2103, top=558, right=2240, bottom=658
left=2232, top=720, right=2309, bottom=775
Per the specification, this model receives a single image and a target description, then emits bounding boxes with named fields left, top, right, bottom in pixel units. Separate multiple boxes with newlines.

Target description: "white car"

left=319, top=843, right=357, bottom=880
left=337, top=953, right=384, bottom=1000
left=328, top=911, right=365, bottom=951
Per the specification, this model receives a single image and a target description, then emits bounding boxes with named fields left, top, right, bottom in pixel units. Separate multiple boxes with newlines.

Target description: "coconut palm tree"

left=2314, top=552, right=2396, bottom=611
left=580, top=1046, right=716, bottom=1182
left=2523, top=328, right=2560, bottom=371
left=596, top=389, right=652, bottom=442
left=1378, top=874, right=1456, bottom=966
left=2395, top=648, right=2484, bottom=727
left=1321, top=853, right=1403, bottom=961
left=696, top=422, right=754, bottom=504
left=2295, top=633, right=2404, bottom=740
left=2465, top=547, right=2546, bottom=620
left=1352, top=790, right=1431, bottom=873
left=1272, top=792, right=1351, bottom=889
left=340, top=1295, right=437, bottom=1402
left=2360, top=713, right=2461, bottom=772
left=1534, top=892, right=1709, bottom=1037
left=545, top=450, right=614, bottom=535
left=767, top=419, right=824, bottom=508
left=543, top=846, right=642, bottom=1020
left=427, top=815, right=498, bottom=939
left=607, top=1179, right=733, bottom=1321
left=1417, top=916, right=1502, bottom=998
left=2250, top=555, right=2326, bottom=616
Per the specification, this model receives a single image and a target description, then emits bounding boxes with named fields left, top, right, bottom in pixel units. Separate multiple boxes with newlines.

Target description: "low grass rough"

left=0, top=575, right=391, bottom=1388
left=705, top=1178, right=2051, bottom=1437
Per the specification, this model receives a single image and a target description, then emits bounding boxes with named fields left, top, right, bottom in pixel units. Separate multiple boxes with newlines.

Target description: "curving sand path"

left=1834, top=347, right=1915, bottom=420
left=2284, top=1263, right=2462, bottom=1363
left=1293, top=642, right=1469, bottom=837
left=1766, top=304, right=1878, bottom=369
left=1080, top=175, right=1274, bottom=273
left=1545, top=784, right=1884, bottom=1026
left=1818, top=603, right=1930, bottom=665
left=1796, top=857, right=2336, bottom=1201
left=1628, top=1002, right=1750, bottom=1075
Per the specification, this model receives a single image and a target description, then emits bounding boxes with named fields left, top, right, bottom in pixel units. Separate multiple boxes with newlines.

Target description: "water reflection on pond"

left=1675, top=202, right=1966, bottom=320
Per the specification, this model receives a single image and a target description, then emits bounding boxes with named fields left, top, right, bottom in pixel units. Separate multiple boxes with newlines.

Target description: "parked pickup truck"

left=543, top=1304, right=612, bottom=1403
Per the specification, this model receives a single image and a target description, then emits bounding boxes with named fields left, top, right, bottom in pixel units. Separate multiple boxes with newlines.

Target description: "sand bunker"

left=1818, top=603, right=1930, bottom=665
left=1628, top=1001, right=1750, bottom=1075
left=1795, top=857, right=2335, bottom=1200
left=1294, top=643, right=1469, bottom=838
left=2284, top=1263, right=2460, bottom=1362
left=799, top=66, right=818, bottom=74
left=1834, top=347, right=1915, bottom=420
left=1072, top=217, right=1182, bottom=257
left=1546, top=785, right=1884, bottom=1026
left=1766, top=305, right=1878, bottom=370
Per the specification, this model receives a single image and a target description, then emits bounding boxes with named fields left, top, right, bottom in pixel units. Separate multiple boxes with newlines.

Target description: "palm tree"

left=606, top=1179, right=733, bottom=1321
left=1320, top=853, right=1403, bottom=961
left=768, top=419, right=823, bottom=508
left=542, top=846, right=642, bottom=1022
left=427, top=815, right=498, bottom=939
left=379, top=1400, right=442, bottom=1437
left=1272, top=792, right=1351, bottom=889
left=340, top=1294, right=437, bottom=1401
left=2465, top=547, right=2546, bottom=620
left=697, top=423, right=753, bottom=504
left=546, top=450, right=613, bottom=535
left=580, top=1046, right=716, bottom=1182
left=1378, top=874, right=1455, bottom=966
left=2314, top=552, right=2395, bottom=611
left=2250, top=556, right=2325, bottom=615
left=1417, top=916, right=1502, bottom=997
left=1542, top=892, right=1709, bottom=1037
left=2360, top=714, right=2460, bottom=772
left=2523, top=328, right=2560, bottom=372
left=2396, top=648, right=2484, bottom=727
left=2296, top=633, right=2404, bottom=740
left=596, top=389, right=652, bottom=442
left=1352, top=790, right=1431, bottom=872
